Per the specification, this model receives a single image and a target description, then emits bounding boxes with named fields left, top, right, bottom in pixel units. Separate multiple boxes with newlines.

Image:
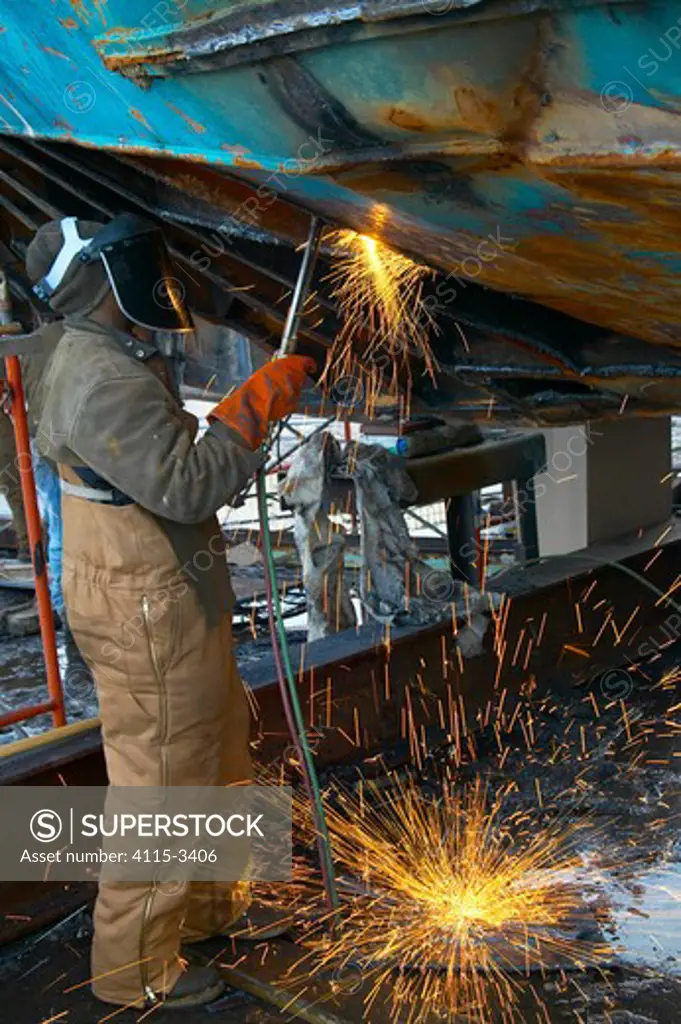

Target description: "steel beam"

left=3, top=520, right=681, bottom=787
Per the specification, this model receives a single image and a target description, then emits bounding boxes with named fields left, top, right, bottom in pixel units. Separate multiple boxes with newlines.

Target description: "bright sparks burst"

left=290, top=775, right=610, bottom=1024
left=323, top=229, right=438, bottom=416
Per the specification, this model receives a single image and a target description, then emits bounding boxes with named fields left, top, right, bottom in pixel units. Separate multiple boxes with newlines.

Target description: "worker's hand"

left=209, top=355, right=316, bottom=449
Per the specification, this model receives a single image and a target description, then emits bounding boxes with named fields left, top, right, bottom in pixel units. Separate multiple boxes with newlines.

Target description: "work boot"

left=157, top=966, right=226, bottom=1009
left=97, top=966, right=226, bottom=1011
left=62, top=623, right=95, bottom=702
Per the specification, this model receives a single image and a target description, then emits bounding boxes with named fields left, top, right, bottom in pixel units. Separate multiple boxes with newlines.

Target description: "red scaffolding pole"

left=0, top=302, right=65, bottom=730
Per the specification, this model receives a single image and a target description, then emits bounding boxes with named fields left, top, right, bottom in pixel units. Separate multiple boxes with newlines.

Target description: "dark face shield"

left=99, top=226, right=194, bottom=334
left=32, top=214, right=194, bottom=332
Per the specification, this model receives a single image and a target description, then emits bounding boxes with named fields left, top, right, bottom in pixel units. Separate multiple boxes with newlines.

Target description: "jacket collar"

left=64, top=317, right=159, bottom=362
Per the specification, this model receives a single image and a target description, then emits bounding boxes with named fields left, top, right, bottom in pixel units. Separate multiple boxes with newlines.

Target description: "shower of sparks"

left=287, top=775, right=610, bottom=1024
left=323, top=229, right=438, bottom=415
left=247, top=506, right=676, bottom=1021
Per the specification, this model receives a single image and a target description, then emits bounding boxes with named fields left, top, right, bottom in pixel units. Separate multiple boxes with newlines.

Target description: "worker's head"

left=26, top=218, right=110, bottom=320
left=26, top=214, right=193, bottom=333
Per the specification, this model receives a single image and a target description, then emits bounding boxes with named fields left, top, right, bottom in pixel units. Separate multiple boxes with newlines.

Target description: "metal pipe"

left=267, top=416, right=336, bottom=471
left=405, top=505, right=448, bottom=541
left=0, top=700, right=57, bottom=729
left=0, top=716, right=100, bottom=758
left=278, top=216, right=323, bottom=357
left=0, top=696, right=31, bottom=737
left=4, top=353, right=65, bottom=727
left=259, top=213, right=339, bottom=918
left=0, top=274, right=65, bottom=730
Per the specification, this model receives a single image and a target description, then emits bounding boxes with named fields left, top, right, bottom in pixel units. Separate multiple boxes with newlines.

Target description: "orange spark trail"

left=322, top=229, right=437, bottom=415
left=287, top=776, right=610, bottom=1024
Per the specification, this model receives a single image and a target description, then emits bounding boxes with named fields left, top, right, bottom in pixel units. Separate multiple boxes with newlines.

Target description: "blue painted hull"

left=0, top=0, right=680, bottom=351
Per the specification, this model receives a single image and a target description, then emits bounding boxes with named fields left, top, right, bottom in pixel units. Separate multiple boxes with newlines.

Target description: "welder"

left=26, top=215, right=314, bottom=1010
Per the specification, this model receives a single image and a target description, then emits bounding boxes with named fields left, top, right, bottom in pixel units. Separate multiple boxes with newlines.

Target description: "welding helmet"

left=32, top=214, right=193, bottom=332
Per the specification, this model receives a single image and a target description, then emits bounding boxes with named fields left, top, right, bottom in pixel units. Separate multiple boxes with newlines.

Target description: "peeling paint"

left=220, top=142, right=254, bottom=158
left=221, top=144, right=264, bottom=169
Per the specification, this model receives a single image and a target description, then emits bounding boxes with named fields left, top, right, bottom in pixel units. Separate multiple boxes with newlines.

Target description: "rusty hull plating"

left=1, top=1, right=681, bottom=422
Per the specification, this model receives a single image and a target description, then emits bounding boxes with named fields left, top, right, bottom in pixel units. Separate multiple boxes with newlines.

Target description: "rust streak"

left=234, top=155, right=263, bottom=169
left=380, top=84, right=500, bottom=137
left=165, top=103, right=206, bottom=135
left=53, top=116, right=75, bottom=134
left=58, top=17, right=80, bottom=32
left=221, top=142, right=263, bottom=169
left=93, top=0, right=108, bottom=28
left=40, top=45, right=73, bottom=63
left=99, top=47, right=181, bottom=72
left=499, top=16, right=553, bottom=155
left=130, top=107, right=154, bottom=133
left=453, top=88, right=500, bottom=136
left=69, top=0, right=91, bottom=25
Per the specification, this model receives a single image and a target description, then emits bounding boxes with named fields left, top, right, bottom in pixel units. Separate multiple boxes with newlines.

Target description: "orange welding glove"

left=209, top=354, right=316, bottom=450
